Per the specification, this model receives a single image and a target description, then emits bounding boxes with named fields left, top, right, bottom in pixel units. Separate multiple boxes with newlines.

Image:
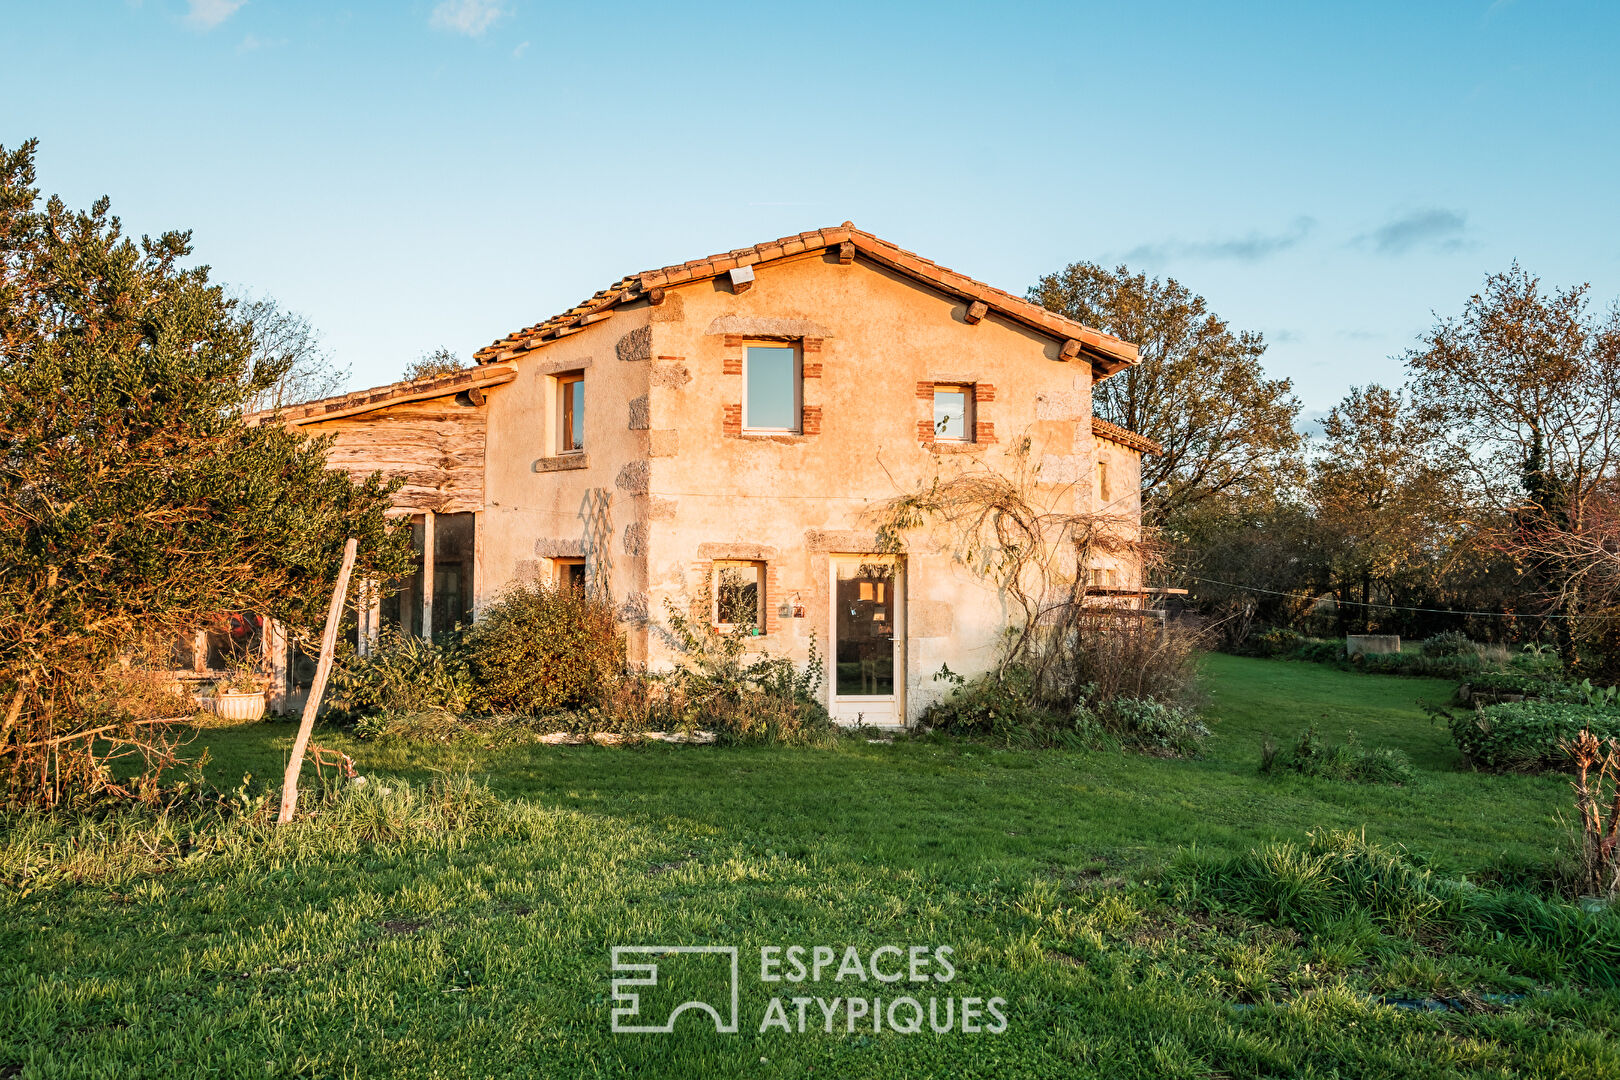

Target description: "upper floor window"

left=744, top=345, right=800, bottom=433
left=932, top=385, right=974, bottom=441
left=1097, top=459, right=1111, bottom=503
left=558, top=373, right=585, bottom=453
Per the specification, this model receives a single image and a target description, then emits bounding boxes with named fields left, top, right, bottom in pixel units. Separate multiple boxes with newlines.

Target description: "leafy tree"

left=403, top=346, right=466, bottom=381
left=0, top=140, right=412, bottom=806
left=1405, top=265, right=1620, bottom=664
left=1309, top=385, right=1461, bottom=630
left=1029, top=262, right=1304, bottom=524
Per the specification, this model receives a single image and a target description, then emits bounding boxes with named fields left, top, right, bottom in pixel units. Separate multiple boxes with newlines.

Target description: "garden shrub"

left=1104, top=697, right=1211, bottom=757
left=1293, top=639, right=1345, bottom=663
left=533, top=598, right=835, bottom=746
left=1162, top=830, right=1620, bottom=985
left=923, top=665, right=1087, bottom=747
left=1464, top=671, right=1568, bottom=698
left=1420, top=630, right=1471, bottom=657
left=1259, top=724, right=1415, bottom=784
left=924, top=668, right=1211, bottom=755
left=1356, top=650, right=1492, bottom=679
left=1252, top=627, right=1305, bottom=657
left=327, top=628, right=475, bottom=717
left=463, top=582, right=624, bottom=715
left=1448, top=701, right=1620, bottom=772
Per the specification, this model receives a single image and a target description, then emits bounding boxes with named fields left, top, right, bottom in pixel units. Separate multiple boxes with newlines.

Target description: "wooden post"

left=278, top=537, right=358, bottom=825
left=421, top=510, right=436, bottom=643
left=266, top=619, right=288, bottom=715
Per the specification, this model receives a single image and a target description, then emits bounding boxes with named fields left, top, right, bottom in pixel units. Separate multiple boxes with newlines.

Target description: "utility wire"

left=1183, top=574, right=1601, bottom=621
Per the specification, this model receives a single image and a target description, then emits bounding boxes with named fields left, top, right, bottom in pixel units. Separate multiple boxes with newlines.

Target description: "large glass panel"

left=561, top=377, right=585, bottom=452
left=933, top=388, right=969, bottom=440
left=379, top=517, right=425, bottom=638
left=745, top=346, right=798, bottom=431
left=716, top=562, right=763, bottom=629
left=433, top=512, right=476, bottom=638
left=835, top=561, right=895, bottom=696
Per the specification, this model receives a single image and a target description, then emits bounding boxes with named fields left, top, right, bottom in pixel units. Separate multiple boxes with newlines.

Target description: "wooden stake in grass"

left=278, top=537, right=357, bottom=825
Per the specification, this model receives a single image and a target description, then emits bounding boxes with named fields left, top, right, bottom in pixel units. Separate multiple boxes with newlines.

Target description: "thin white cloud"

left=431, top=0, right=509, bottom=37
left=513, top=40, right=530, bottom=58
left=1119, top=217, right=1316, bottom=265
left=1354, top=209, right=1470, bottom=256
left=185, top=0, right=246, bottom=30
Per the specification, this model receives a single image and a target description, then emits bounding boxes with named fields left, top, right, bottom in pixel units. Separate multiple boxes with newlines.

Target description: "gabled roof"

left=248, top=363, right=518, bottom=426
left=1092, top=417, right=1162, bottom=456
left=472, top=224, right=1139, bottom=376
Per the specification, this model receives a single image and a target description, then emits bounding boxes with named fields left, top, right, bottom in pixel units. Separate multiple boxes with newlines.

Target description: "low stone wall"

left=1346, top=634, right=1401, bottom=657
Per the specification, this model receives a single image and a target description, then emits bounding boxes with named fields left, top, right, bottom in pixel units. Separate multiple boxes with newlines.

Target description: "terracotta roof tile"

left=472, top=224, right=1140, bottom=375
left=1092, top=417, right=1162, bottom=456
left=251, top=364, right=519, bottom=426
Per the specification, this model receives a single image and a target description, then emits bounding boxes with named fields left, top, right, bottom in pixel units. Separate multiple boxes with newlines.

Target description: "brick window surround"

left=722, top=336, right=822, bottom=439
left=695, top=558, right=783, bottom=636
left=916, top=379, right=996, bottom=447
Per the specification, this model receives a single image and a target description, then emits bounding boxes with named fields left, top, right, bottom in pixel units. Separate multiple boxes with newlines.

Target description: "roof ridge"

left=472, top=225, right=1139, bottom=375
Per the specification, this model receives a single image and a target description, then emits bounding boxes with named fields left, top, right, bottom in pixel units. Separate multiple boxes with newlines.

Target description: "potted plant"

left=209, top=656, right=268, bottom=722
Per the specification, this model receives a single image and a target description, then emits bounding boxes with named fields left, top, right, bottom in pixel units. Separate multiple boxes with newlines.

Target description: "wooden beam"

left=278, top=537, right=357, bottom=824
left=466, top=385, right=485, bottom=406
left=964, top=300, right=987, bottom=325
left=837, top=241, right=855, bottom=265
left=647, top=286, right=666, bottom=305
left=266, top=619, right=288, bottom=715
left=1060, top=339, right=1082, bottom=362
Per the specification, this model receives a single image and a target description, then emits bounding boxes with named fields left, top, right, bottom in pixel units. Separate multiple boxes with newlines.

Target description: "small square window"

left=713, top=560, right=765, bottom=633
left=558, top=374, right=585, bottom=453
left=554, top=558, right=587, bottom=591
left=744, top=346, right=800, bottom=432
left=933, top=385, right=974, bottom=441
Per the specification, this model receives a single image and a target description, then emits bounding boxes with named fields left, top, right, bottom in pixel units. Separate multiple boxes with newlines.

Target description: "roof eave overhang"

left=251, top=364, right=519, bottom=426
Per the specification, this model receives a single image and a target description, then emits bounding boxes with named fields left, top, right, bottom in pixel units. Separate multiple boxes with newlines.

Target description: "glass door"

left=831, top=556, right=905, bottom=725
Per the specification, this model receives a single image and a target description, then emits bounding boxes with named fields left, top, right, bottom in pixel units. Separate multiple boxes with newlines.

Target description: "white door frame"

left=828, top=554, right=906, bottom=727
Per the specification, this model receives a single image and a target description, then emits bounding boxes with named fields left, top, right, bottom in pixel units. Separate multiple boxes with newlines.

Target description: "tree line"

left=1030, top=261, right=1620, bottom=676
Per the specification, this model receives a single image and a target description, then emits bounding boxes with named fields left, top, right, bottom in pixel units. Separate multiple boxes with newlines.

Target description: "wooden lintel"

left=964, top=300, right=988, bottom=325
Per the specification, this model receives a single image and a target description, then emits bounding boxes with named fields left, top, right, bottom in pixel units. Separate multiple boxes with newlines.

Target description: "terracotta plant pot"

left=210, top=689, right=266, bottom=722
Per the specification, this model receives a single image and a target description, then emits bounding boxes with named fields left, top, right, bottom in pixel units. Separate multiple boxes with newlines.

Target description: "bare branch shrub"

left=1565, top=729, right=1620, bottom=898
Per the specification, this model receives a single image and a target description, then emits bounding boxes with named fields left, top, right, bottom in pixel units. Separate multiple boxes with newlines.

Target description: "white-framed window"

left=557, top=373, right=585, bottom=453
left=713, top=560, right=765, bottom=632
left=932, top=384, right=974, bottom=441
left=744, top=344, right=800, bottom=433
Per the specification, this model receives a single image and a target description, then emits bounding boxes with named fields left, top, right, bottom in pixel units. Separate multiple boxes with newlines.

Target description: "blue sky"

left=6, top=1, right=1618, bottom=422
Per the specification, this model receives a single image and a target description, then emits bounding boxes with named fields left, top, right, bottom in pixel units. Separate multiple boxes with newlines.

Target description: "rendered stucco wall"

left=474, top=252, right=1142, bottom=720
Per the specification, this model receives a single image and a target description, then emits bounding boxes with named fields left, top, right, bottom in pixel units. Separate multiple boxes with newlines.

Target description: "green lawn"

left=3, top=655, right=1614, bottom=1079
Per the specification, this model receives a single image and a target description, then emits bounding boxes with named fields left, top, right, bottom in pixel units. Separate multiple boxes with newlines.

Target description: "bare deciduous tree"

left=237, top=295, right=349, bottom=413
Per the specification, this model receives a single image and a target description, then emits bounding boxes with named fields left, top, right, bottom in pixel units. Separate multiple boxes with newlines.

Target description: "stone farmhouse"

left=264, top=225, right=1160, bottom=724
